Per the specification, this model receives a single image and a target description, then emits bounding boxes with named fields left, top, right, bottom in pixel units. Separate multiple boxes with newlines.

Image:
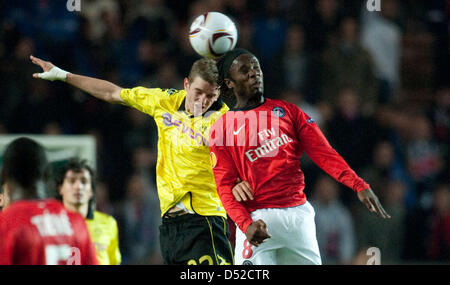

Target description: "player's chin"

left=251, top=88, right=264, bottom=98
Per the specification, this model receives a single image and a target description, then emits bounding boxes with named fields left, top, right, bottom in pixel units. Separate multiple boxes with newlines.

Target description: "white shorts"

left=234, top=202, right=322, bottom=265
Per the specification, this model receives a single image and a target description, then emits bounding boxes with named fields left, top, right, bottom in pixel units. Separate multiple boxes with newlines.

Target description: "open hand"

left=232, top=179, right=253, bottom=202
left=30, top=55, right=54, bottom=77
left=357, top=188, right=391, bottom=219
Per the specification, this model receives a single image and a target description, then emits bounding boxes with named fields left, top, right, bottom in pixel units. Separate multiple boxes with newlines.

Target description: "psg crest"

left=272, top=107, right=285, bottom=118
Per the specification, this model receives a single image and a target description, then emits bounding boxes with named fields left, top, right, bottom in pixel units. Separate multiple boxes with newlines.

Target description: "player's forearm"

left=66, top=73, right=123, bottom=104
left=217, top=185, right=253, bottom=233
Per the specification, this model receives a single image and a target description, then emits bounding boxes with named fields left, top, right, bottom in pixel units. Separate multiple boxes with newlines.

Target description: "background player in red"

left=0, top=137, right=98, bottom=265
left=210, top=49, right=391, bottom=265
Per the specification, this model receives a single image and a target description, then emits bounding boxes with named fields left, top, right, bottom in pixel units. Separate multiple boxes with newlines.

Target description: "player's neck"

left=8, top=181, right=46, bottom=203
left=65, top=202, right=89, bottom=218
left=234, top=94, right=264, bottom=109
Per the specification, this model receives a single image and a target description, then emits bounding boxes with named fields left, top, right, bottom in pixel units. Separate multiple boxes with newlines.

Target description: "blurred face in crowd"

left=384, top=180, right=406, bottom=206
left=314, top=176, right=339, bottom=205
left=184, top=76, right=219, bottom=116
left=373, top=141, right=394, bottom=168
left=433, top=185, right=450, bottom=215
left=59, top=169, right=93, bottom=208
left=340, top=17, right=358, bottom=43
left=337, top=88, right=360, bottom=118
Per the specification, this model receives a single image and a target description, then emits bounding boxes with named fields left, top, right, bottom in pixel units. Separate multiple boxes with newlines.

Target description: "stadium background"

left=0, top=0, right=448, bottom=264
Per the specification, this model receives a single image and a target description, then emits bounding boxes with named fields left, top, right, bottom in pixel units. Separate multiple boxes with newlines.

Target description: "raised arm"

left=30, top=55, right=123, bottom=104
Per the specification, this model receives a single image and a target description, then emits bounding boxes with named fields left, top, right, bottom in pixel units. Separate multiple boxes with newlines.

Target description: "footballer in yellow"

left=31, top=55, right=233, bottom=265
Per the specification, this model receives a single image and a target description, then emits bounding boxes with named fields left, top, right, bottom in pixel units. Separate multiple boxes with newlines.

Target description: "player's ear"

left=183, top=77, right=190, bottom=91
left=224, top=78, right=234, bottom=89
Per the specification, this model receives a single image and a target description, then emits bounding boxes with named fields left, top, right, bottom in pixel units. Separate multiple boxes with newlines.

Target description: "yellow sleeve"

left=120, top=87, right=180, bottom=117
left=107, top=218, right=122, bottom=265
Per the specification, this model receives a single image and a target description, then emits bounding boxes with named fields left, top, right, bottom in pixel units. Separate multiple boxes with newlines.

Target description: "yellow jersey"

left=86, top=211, right=121, bottom=265
left=120, top=87, right=229, bottom=217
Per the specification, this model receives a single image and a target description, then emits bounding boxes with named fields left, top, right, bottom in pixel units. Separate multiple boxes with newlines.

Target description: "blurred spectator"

left=280, top=90, right=324, bottom=128
left=321, top=16, right=378, bottom=115
left=303, top=0, right=340, bottom=55
left=140, top=59, right=184, bottom=90
left=251, top=0, right=289, bottom=65
left=95, top=181, right=115, bottom=215
left=268, top=24, right=313, bottom=99
left=311, top=175, right=356, bottom=265
left=224, top=0, right=250, bottom=21
left=171, top=20, right=200, bottom=76
left=80, top=0, right=121, bottom=44
left=124, top=0, right=175, bottom=44
left=326, top=87, right=383, bottom=174
left=429, top=87, right=450, bottom=155
left=123, top=108, right=158, bottom=154
left=426, top=183, right=450, bottom=262
left=353, top=179, right=407, bottom=264
left=117, top=173, right=162, bottom=264
left=361, top=0, right=402, bottom=102
left=405, top=115, right=444, bottom=210
left=0, top=36, right=35, bottom=125
left=11, top=79, right=63, bottom=133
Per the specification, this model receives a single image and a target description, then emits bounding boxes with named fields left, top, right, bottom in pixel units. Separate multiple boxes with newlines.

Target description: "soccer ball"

left=189, top=12, right=238, bottom=59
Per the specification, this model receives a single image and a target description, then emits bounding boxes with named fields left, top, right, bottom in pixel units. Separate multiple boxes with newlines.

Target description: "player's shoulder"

left=266, top=98, right=299, bottom=110
left=264, top=98, right=304, bottom=118
left=92, top=211, right=117, bottom=225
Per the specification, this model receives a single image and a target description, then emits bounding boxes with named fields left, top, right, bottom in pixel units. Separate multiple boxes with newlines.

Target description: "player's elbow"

left=107, top=87, right=123, bottom=104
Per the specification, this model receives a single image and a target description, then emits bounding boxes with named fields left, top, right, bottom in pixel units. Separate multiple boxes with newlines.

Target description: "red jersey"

left=209, top=98, right=369, bottom=233
left=0, top=199, right=98, bottom=265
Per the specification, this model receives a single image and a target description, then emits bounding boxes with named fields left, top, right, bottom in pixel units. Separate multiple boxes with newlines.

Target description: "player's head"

left=217, top=48, right=264, bottom=103
left=184, top=58, right=220, bottom=116
left=1, top=137, right=48, bottom=204
left=55, top=157, right=96, bottom=219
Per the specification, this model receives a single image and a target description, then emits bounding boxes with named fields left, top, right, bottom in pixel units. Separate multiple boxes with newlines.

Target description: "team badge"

left=242, top=260, right=253, bottom=265
left=307, top=118, right=315, bottom=123
left=210, top=152, right=217, bottom=168
left=272, top=107, right=285, bottom=117
left=161, top=88, right=177, bottom=95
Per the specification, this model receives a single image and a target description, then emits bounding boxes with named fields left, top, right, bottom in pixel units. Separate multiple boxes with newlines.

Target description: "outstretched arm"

left=30, top=55, right=123, bottom=104
left=294, top=106, right=390, bottom=219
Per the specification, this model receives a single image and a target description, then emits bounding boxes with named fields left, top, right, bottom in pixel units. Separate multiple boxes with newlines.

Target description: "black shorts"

left=159, top=214, right=234, bottom=265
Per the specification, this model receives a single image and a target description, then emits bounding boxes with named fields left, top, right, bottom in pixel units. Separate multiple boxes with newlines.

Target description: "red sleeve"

left=294, top=105, right=370, bottom=192
left=209, top=118, right=253, bottom=234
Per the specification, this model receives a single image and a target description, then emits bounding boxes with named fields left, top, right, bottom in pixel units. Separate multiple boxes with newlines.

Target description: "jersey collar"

left=178, top=97, right=224, bottom=118
left=231, top=96, right=266, bottom=111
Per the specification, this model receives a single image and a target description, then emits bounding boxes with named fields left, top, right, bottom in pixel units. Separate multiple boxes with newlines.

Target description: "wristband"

left=37, top=66, right=70, bottom=82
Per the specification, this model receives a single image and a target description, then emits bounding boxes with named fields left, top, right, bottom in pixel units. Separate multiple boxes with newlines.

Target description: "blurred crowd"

left=0, top=0, right=448, bottom=264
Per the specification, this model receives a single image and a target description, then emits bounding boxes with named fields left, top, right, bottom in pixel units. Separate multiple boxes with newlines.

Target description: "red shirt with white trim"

left=209, top=98, right=369, bottom=234
left=0, top=199, right=98, bottom=265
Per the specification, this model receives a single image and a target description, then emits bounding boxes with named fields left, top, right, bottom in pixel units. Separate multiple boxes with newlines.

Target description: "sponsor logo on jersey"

left=161, top=88, right=178, bottom=95
left=233, top=124, right=245, bottom=135
left=162, top=112, right=208, bottom=146
left=307, top=118, right=315, bottom=124
left=245, top=127, right=293, bottom=162
left=210, top=152, right=217, bottom=168
left=272, top=107, right=285, bottom=118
